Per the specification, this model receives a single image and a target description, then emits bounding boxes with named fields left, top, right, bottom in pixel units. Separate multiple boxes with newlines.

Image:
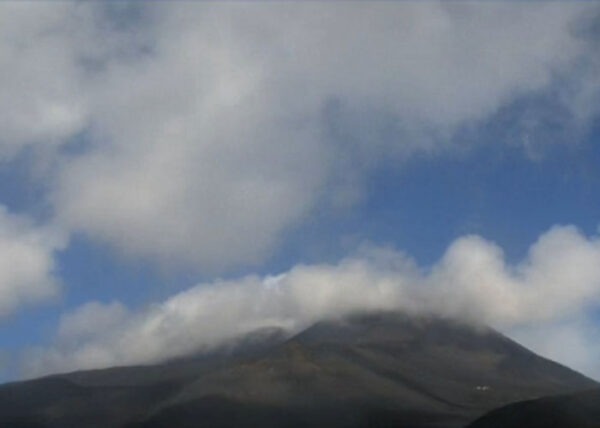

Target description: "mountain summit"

left=0, top=312, right=595, bottom=428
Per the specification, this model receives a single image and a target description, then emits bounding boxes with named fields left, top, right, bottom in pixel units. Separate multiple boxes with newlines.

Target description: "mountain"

left=0, top=312, right=596, bottom=428
left=466, top=388, right=600, bottom=428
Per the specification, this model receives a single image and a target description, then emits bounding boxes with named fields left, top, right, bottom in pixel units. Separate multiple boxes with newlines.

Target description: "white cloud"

left=24, top=252, right=420, bottom=375
left=0, top=206, right=64, bottom=318
left=428, top=226, right=600, bottom=326
left=0, top=2, right=598, bottom=271
left=25, top=225, right=600, bottom=379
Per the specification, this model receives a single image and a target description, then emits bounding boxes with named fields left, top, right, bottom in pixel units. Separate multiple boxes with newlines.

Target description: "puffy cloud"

left=1, top=2, right=598, bottom=271
left=25, top=225, right=600, bottom=378
left=0, top=206, right=64, bottom=318
left=24, top=252, right=419, bottom=375
left=428, top=226, right=600, bottom=326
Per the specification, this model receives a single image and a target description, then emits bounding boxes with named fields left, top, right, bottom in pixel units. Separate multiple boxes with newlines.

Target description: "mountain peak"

left=0, top=311, right=596, bottom=428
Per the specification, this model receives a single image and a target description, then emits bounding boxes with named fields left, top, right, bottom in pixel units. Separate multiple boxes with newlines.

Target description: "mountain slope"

left=466, top=388, right=600, bottom=428
left=132, top=313, right=595, bottom=428
left=0, top=312, right=596, bottom=428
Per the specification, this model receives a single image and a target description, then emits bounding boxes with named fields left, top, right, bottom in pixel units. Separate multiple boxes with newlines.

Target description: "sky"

left=1, top=1, right=600, bottom=382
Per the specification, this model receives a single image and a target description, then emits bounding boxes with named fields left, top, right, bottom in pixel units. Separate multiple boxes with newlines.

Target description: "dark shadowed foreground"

left=0, top=312, right=596, bottom=428
left=467, top=388, right=600, bottom=428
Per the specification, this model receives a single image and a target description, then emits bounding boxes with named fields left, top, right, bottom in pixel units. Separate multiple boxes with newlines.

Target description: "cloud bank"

left=25, top=225, right=600, bottom=379
left=1, top=2, right=598, bottom=272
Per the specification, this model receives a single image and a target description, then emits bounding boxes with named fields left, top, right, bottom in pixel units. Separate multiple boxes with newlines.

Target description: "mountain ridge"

left=0, top=311, right=596, bottom=428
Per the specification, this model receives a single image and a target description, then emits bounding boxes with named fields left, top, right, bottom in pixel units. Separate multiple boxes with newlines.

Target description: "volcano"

left=0, top=312, right=595, bottom=428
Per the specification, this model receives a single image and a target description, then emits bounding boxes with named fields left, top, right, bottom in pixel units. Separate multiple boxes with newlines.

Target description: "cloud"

left=0, top=3, right=155, bottom=157
left=24, top=225, right=600, bottom=379
left=24, top=251, right=420, bottom=375
left=428, top=226, right=600, bottom=326
left=0, top=206, right=64, bottom=318
left=1, top=2, right=598, bottom=271
left=4, top=4, right=600, bottom=377
left=0, top=3, right=86, bottom=157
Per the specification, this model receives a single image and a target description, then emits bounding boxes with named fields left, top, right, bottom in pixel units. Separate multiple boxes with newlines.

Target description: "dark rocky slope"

left=0, top=312, right=595, bottom=428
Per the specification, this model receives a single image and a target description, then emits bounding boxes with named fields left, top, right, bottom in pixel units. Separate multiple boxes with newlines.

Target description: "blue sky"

left=1, top=1, right=600, bottom=381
